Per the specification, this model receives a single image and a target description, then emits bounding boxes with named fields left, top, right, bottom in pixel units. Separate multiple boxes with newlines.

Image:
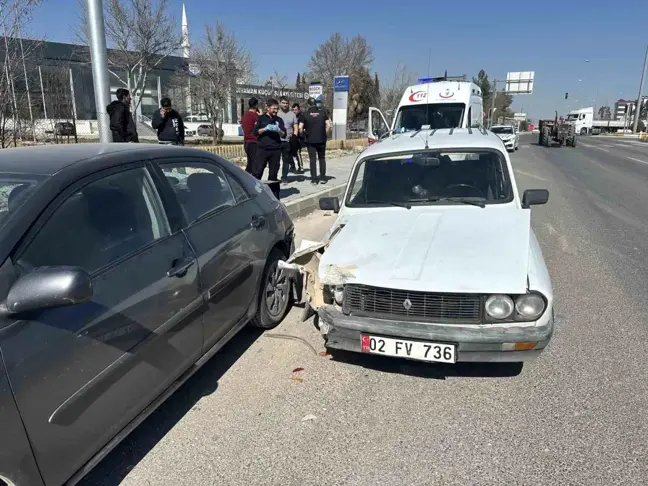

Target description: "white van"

left=368, top=77, right=484, bottom=144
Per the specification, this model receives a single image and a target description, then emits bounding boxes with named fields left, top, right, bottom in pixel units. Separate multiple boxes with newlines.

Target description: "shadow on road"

left=329, top=349, right=523, bottom=380
left=79, top=327, right=264, bottom=486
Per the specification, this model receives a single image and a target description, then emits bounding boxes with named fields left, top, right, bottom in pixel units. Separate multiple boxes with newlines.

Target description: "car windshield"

left=0, top=175, right=42, bottom=229
left=393, top=103, right=465, bottom=132
left=491, top=126, right=513, bottom=134
left=567, top=114, right=579, bottom=120
left=346, top=149, right=512, bottom=207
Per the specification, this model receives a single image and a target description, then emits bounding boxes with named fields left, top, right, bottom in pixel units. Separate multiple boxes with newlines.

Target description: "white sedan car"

left=491, top=124, right=519, bottom=152
left=286, top=128, right=554, bottom=365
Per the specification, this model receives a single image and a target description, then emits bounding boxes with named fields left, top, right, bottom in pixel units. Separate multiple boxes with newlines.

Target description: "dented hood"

left=319, top=209, right=531, bottom=294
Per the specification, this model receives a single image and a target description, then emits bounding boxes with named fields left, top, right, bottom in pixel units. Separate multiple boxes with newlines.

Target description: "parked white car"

left=285, top=128, right=553, bottom=365
left=491, top=124, right=519, bottom=152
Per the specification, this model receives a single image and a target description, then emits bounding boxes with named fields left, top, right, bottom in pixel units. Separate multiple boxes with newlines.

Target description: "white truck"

left=566, top=107, right=627, bottom=135
left=368, top=76, right=484, bottom=144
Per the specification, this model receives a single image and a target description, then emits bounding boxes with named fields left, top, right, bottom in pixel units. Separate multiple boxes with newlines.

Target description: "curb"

left=283, top=182, right=347, bottom=220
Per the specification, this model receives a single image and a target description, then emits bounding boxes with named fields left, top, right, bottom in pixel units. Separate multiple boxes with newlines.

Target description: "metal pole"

left=632, top=43, right=648, bottom=134
left=17, top=28, right=35, bottom=142
left=38, top=66, right=47, bottom=120
left=69, top=68, right=78, bottom=120
left=489, top=79, right=498, bottom=129
left=86, top=0, right=112, bottom=142
left=157, top=75, right=162, bottom=107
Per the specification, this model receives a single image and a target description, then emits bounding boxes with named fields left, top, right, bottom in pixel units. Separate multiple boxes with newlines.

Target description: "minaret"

left=181, top=2, right=190, bottom=59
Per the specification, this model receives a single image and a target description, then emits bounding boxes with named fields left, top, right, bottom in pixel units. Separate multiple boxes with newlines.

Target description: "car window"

left=346, top=150, right=512, bottom=207
left=491, top=126, right=513, bottom=134
left=225, top=172, right=249, bottom=203
left=158, top=161, right=237, bottom=223
left=15, top=168, right=170, bottom=275
left=0, top=175, right=42, bottom=229
left=394, top=103, right=465, bottom=132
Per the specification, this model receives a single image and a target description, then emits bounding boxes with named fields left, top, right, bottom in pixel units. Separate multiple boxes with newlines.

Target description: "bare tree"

left=0, top=0, right=42, bottom=147
left=380, top=62, right=415, bottom=120
left=265, top=70, right=288, bottom=90
left=189, top=23, right=253, bottom=143
left=307, top=33, right=373, bottom=108
left=78, top=0, right=180, bottom=117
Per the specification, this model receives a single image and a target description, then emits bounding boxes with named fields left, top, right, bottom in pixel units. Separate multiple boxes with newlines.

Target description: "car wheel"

left=251, top=249, right=292, bottom=329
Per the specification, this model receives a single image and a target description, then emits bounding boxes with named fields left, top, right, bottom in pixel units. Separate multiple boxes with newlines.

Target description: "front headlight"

left=333, top=285, right=344, bottom=305
left=485, top=294, right=514, bottom=319
left=515, top=293, right=546, bottom=320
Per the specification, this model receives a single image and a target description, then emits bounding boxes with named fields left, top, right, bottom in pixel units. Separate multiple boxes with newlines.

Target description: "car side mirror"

left=319, top=196, right=340, bottom=213
left=522, top=189, right=549, bottom=209
left=2, top=266, right=93, bottom=315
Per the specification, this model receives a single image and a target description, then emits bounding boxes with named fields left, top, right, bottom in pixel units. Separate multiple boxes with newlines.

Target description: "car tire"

left=250, top=249, right=292, bottom=329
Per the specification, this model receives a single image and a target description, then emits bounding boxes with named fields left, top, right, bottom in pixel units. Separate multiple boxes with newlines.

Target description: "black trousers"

left=290, top=135, right=303, bottom=168
left=280, top=141, right=294, bottom=178
left=307, top=142, right=326, bottom=178
left=244, top=142, right=257, bottom=174
left=253, top=147, right=281, bottom=181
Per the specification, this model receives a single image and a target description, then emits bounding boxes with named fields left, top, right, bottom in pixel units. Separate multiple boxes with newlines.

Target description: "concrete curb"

left=283, top=182, right=347, bottom=220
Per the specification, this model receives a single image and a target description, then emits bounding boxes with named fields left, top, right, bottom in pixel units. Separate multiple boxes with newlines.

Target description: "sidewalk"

left=271, top=153, right=358, bottom=219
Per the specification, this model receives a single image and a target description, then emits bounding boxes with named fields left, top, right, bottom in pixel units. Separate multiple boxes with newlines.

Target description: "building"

left=614, top=97, right=648, bottom=122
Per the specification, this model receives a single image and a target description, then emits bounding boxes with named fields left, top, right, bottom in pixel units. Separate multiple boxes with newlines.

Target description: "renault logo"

left=403, top=298, right=412, bottom=310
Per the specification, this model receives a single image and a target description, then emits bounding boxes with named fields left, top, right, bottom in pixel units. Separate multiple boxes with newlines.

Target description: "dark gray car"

left=0, top=144, right=294, bottom=486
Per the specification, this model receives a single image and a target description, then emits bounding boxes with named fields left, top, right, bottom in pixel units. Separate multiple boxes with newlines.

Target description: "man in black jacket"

left=152, top=97, right=185, bottom=145
left=106, top=88, right=139, bottom=143
left=299, top=97, right=331, bottom=184
left=252, top=98, right=286, bottom=184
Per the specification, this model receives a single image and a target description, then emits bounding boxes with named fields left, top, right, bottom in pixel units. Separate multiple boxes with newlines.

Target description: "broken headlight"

left=323, top=285, right=345, bottom=306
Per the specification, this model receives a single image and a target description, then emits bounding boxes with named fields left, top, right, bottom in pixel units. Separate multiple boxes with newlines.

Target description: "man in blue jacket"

left=152, top=97, right=185, bottom=145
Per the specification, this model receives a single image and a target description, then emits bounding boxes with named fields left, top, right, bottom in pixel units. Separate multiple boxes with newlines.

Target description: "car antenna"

left=424, top=48, right=431, bottom=150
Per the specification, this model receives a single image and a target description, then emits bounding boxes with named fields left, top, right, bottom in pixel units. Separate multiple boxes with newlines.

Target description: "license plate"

left=361, top=335, right=456, bottom=363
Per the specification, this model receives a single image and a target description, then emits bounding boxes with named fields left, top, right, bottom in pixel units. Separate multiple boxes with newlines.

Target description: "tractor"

left=538, top=111, right=576, bottom=147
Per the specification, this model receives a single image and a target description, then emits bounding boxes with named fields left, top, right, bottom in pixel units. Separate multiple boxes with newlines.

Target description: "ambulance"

left=368, top=76, right=484, bottom=144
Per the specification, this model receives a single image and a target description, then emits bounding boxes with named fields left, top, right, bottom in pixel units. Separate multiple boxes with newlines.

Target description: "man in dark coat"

left=152, top=97, right=185, bottom=145
left=106, top=88, right=139, bottom=143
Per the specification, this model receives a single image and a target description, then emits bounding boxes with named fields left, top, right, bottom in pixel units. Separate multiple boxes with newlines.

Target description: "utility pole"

left=632, top=43, right=648, bottom=134
left=86, top=0, right=112, bottom=142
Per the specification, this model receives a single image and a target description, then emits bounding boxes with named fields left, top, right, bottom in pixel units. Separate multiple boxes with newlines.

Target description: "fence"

left=200, top=137, right=368, bottom=160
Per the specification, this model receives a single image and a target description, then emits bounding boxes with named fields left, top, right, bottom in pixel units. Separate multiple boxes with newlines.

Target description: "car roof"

left=0, top=143, right=212, bottom=176
left=361, top=128, right=506, bottom=158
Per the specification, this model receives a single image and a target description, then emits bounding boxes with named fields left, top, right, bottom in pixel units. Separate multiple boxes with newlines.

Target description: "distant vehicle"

left=567, top=107, right=627, bottom=135
left=367, top=75, right=484, bottom=144
left=197, top=124, right=213, bottom=137
left=0, top=144, right=294, bottom=486
left=539, top=111, right=577, bottom=147
left=54, top=121, right=75, bottom=136
left=286, top=128, right=554, bottom=368
left=491, top=124, right=519, bottom=152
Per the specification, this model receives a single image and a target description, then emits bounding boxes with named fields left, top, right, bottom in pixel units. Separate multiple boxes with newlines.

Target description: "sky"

left=24, top=0, right=648, bottom=120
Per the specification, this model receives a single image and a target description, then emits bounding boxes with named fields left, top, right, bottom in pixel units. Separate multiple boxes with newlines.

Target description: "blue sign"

left=334, top=76, right=350, bottom=92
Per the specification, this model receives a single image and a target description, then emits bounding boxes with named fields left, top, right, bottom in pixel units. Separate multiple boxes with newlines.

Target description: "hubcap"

left=265, top=262, right=289, bottom=318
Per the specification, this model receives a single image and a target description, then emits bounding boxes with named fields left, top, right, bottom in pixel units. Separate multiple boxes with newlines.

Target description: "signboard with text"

left=309, top=83, right=323, bottom=102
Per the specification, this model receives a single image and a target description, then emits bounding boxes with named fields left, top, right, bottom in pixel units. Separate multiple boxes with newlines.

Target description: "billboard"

left=513, top=112, right=527, bottom=121
left=505, top=71, right=534, bottom=95
left=309, top=83, right=323, bottom=102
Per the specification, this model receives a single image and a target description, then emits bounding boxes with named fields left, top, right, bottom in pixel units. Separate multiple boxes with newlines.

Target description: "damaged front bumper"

left=317, top=306, right=553, bottom=363
left=280, top=240, right=553, bottom=363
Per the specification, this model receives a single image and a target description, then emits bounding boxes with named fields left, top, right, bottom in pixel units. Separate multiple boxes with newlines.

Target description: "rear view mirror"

left=319, top=196, right=340, bottom=213
left=3, top=266, right=93, bottom=315
left=522, top=189, right=549, bottom=209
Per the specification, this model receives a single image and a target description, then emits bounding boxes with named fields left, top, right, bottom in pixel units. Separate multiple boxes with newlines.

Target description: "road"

left=81, top=134, right=648, bottom=485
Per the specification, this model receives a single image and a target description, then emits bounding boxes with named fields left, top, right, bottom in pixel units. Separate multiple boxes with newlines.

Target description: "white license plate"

left=361, top=335, right=456, bottom=364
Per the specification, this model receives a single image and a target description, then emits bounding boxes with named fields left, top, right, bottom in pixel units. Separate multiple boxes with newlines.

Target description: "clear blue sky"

left=25, top=0, right=648, bottom=120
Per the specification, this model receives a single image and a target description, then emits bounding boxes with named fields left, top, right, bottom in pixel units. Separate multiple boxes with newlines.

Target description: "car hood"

left=319, top=209, right=530, bottom=294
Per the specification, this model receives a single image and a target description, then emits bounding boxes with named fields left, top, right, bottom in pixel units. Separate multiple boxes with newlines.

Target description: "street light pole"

left=632, top=43, right=648, bottom=134
left=86, top=0, right=112, bottom=142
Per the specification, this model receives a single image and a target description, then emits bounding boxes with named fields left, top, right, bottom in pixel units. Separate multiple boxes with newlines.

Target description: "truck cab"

left=368, top=77, right=484, bottom=144
left=567, top=107, right=594, bottom=135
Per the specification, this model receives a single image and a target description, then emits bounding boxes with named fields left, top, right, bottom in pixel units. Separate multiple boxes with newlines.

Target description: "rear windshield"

left=394, top=103, right=465, bottom=132
left=0, top=176, right=42, bottom=228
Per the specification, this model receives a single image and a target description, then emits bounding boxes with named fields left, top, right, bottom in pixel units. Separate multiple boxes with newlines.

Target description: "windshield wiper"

left=365, top=199, right=412, bottom=209
left=409, top=197, right=486, bottom=208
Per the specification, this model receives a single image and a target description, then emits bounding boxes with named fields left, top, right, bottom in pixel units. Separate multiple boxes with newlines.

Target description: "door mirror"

left=4, top=266, right=92, bottom=315
left=522, top=189, right=549, bottom=209
left=319, top=196, right=340, bottom=213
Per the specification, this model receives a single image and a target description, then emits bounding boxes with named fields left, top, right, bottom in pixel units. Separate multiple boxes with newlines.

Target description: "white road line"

left=626, top=156, right=648, bottom=165
left=589, top=145, right=610, bottom=152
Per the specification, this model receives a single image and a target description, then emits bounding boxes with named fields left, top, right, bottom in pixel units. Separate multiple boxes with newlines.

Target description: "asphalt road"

left=81, top=133, right=648, bottom=485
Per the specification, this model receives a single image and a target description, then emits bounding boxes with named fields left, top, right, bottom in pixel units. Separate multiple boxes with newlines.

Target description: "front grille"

left=343, top=284, right=482, bottom=323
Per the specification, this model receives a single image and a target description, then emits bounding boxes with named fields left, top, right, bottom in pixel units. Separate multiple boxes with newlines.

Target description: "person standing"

left=106, top=88, right=139, bottom=143
left=299, top=97, right=331, bottom=184
left=252, top=98, right=286, bottom=195
left=291, top=103, right=304, bottom=172
left=152, top=97, right=185, bottom=145
left=277, top=96, right=299, bottom=183
left=241, top=97, right=260, bottom=174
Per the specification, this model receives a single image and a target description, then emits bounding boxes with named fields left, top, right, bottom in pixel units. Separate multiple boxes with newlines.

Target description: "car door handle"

left=167, top=258, right=195, bottom=278
left=251, top=215, right=266, bottom=229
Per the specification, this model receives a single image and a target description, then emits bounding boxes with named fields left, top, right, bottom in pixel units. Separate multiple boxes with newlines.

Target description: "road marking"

left=586, top=145, right=610, bottom=152
left=514, top=169, right=549, bottom=181
left=626, top=156, right=648, bottom=165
